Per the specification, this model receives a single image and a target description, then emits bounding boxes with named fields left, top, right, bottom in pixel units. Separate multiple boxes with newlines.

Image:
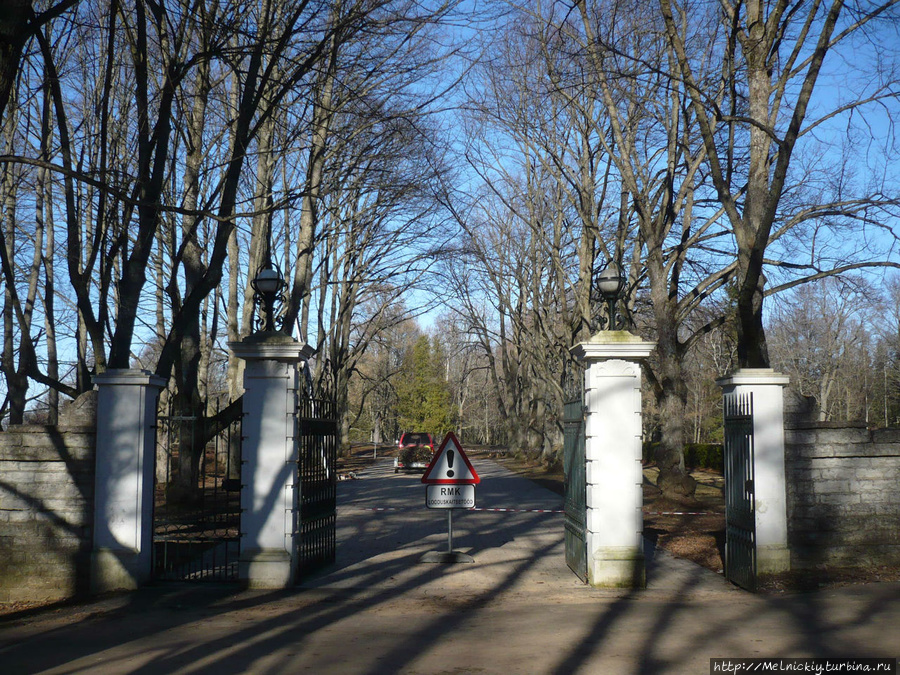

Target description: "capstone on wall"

left=784, top=422, right=900, bottom=568
left=0, top=393, right=96, bottom=603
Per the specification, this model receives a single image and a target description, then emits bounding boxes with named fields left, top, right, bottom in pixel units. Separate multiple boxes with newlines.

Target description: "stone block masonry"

left=0, top=393, right=96, bottom=603
left=784, top=422, right=900, bottom=569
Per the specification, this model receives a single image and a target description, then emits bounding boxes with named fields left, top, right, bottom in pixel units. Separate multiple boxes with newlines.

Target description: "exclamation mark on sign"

left=446, top=450, right=455, bottom=478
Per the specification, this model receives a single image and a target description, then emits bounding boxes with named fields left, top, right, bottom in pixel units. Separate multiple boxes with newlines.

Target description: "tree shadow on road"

left=1, top=458, right=899, bottom=674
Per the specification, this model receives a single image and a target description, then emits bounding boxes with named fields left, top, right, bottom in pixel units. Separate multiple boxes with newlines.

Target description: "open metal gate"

left=153, top=400, right=243, bottom=581
left=297, top=396, right=338, bottom=578
left=723, top=393, right=756, bottom=591
left=563, top=394, right=588, bottom=583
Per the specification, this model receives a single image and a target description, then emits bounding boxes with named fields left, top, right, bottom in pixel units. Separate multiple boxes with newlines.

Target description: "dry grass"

left=337, top=444, right=393, bottom=476
left=492, top=454, right=727, bottom=576
left=0, top=599, right=54, bottom=617
left=641, top=465, right=726, bottom=574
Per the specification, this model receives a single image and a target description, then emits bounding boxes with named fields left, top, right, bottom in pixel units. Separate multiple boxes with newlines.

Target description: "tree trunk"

left=0, top=0, right=31, bottom=130
left=647, top=242, right=696, bottom=499
left=43, top=177, right=58, bottom=424
left=285, top=31, right=337, bottom=336
left=0, top=121, right=31, bottom=425
left=169, top=53, right=210, bottom=502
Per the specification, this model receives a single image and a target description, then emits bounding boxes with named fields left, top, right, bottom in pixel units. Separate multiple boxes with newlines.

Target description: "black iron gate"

left=563, top=393, right=588, bottom=583
left=723, top=392, right=756, bottom=591
left=296, top=396, right=338, bottom=578
left=153, top=400, right=243, bottom=581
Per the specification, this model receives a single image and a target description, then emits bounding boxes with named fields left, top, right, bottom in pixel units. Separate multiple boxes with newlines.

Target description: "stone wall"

left=784, top=422, right=900, bottom=568
left=0, top=393, right=96, bottom=603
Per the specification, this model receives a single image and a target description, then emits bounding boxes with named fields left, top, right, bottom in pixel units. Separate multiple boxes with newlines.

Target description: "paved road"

left=1, top=456, right=898, bottom=674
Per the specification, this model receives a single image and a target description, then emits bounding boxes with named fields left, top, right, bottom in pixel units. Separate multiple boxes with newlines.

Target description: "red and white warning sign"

left=421, top=432, right=480, bottom=485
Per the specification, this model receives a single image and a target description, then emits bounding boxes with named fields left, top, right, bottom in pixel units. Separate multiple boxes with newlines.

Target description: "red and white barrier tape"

left=473, top=507, right=562, bottom=513
left=365, top=506, right=562, bottom=514
left=365, top=507, right=713, bottom=516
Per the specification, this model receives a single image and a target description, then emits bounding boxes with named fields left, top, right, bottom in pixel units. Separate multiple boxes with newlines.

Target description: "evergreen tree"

left=395, top=335, right=452, bottom=434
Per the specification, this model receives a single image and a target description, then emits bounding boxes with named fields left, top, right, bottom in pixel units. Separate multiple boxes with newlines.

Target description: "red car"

left=394, top=432, right=435, bottom=473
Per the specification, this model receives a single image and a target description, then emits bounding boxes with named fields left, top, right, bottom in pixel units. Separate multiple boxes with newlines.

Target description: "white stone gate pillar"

left=571, top=332, right=655, bottom=588
left=230, top=333, right=313, bottom=588
left=717, top=369, right=791, bottom=575
left=92, top=369, right=166, bottom=593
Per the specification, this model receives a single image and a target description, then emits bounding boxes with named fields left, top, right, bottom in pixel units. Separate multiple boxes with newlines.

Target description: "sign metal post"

left=447, top=510, right=453, bottom=553
left=420, top=432, right=480, bottom=564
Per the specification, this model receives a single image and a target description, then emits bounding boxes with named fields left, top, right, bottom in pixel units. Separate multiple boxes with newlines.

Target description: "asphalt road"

left=1, top=456, right=898, bottom=674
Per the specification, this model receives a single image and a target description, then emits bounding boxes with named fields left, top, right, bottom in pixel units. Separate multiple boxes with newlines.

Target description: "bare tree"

left=446, top=11, right=628, bottom=460
left=0, top=0, right=80, bottom=130
left=0, top=0, right=463, bottom=473
left=566, top=0, right=730, bottom=496
left=660, top=0, right=900, bottom=368
left=768, top=278, right=869, bottom=419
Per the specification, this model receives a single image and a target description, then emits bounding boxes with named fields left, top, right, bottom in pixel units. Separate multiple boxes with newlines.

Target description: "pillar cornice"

left=717, top=368, right=790, bottom=388
left=570, top=331, right=655, bottom=362
left=93, top=368, right=166, bottom=388
left=229, top=333, right=314, bottom=363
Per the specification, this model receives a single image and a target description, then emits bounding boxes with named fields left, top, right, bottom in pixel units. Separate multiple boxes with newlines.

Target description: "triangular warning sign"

left=421, top=432, right=480, bottom=485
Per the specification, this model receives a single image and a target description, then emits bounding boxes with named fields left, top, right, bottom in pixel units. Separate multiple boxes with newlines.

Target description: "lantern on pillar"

left=594, top=262, right=626, bottom=331
left=251, top=262, right=286, bottom=332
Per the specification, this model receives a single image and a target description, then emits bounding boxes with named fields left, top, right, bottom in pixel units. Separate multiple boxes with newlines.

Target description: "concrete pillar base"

left=718, top=368, right=791, bottom=579
left=230, top=333, right=313, bottom=590
left=758, top=544, right=791, bottom=575
left=91, top=369, right=165, bottom=594
left=589, top=547, right=645, bottom=588
left=239, top=549, right=293, bottom=589
left=572, top=332, right=655, bottom=590
left=91, top=548, right=146, bottom=594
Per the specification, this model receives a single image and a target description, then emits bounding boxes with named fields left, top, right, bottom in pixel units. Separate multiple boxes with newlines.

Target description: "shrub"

left=684, top=443, right=724, bottom=472
left=642, top=442, right=723, bottom=472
